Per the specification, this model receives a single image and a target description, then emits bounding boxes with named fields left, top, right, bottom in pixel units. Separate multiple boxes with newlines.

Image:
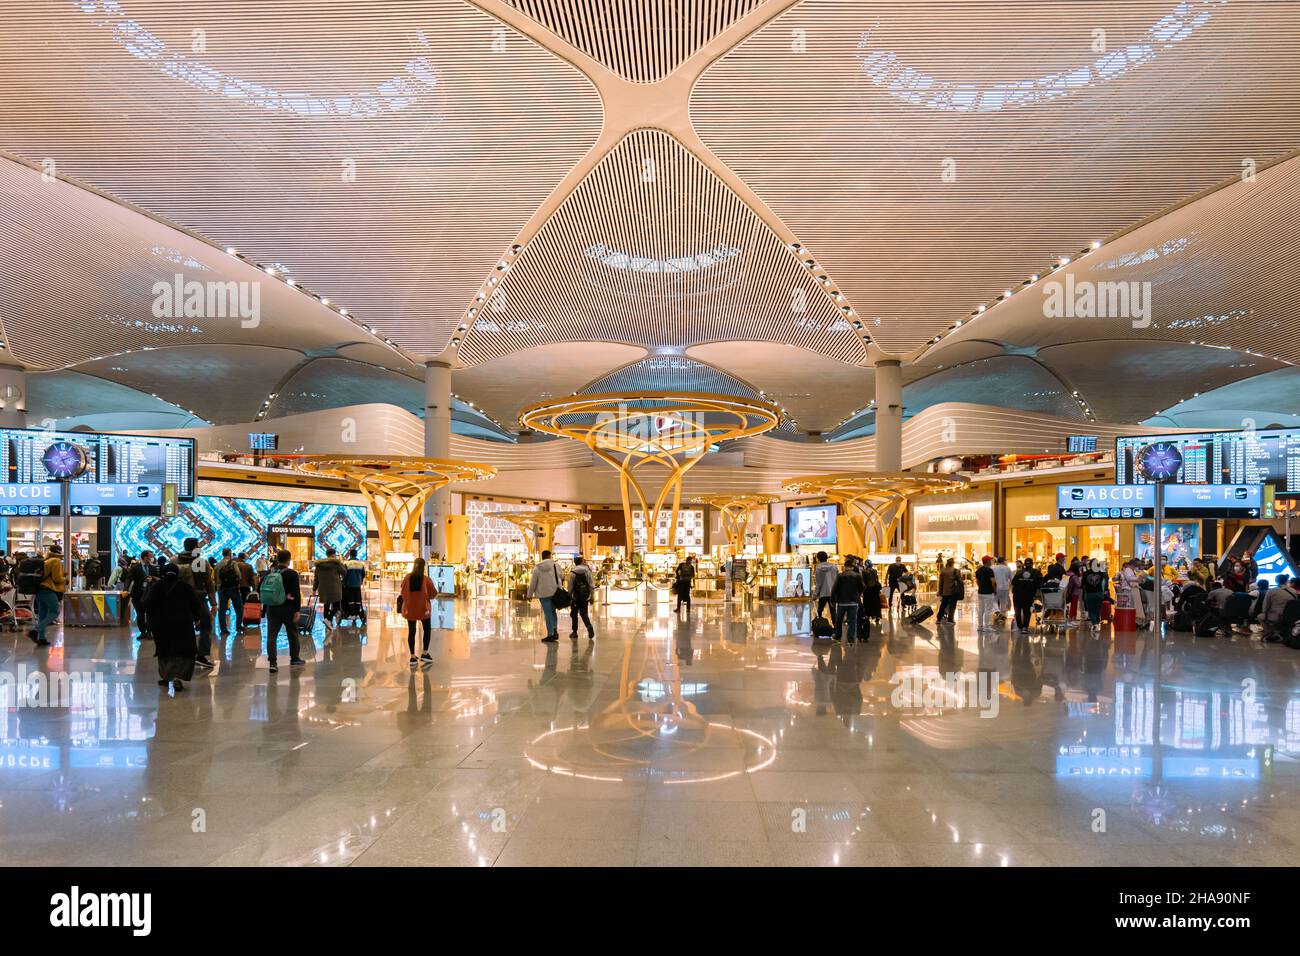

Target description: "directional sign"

left=1056, top=484, right=1155, bottom=520
left=1163, top=484, right=1263, bottom=518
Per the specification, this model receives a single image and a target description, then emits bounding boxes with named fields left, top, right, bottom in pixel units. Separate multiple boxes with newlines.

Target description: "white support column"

left=874, top=357, right=903, bottom=473
left=0, top=364, right=28, bottom=428
left=424, top=360, right=452, bottom=559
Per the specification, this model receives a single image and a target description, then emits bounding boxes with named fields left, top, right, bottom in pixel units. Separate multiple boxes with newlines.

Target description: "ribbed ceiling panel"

left=505, top=0, right=767, bottom=82
left=458, top=128, right=864, bottom=366
left=0, top=157, right=413, bottom=373
left=0, top=0, right=602, bottom=356
left=692, top=0, right=1300, bottom=355
left=935, top=155, right=1300, bottom=365
left=585, top=356, right=758, bottom=396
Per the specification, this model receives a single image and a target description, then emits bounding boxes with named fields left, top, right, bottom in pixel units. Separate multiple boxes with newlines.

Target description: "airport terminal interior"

left=1, top=0, right=1299, bottom=869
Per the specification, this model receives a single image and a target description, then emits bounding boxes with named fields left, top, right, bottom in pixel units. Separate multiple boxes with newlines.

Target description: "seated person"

left=1207, top=581, right=1234, bottom=612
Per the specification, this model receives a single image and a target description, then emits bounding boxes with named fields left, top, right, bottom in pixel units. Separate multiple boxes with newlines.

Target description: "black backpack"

left=218, top=561, right=240, bottom=590
left=570, top=570, right=591, bottom=604
left=16, top=557, right=45, bottom=595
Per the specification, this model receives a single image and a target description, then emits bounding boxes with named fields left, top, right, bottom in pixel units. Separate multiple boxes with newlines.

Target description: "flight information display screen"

left=0, top=428, right=195, bottom=501
left=1116, top=428, right=1300, bottom=494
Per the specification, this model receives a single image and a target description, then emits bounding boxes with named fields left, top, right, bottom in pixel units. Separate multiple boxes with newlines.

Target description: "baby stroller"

left=337, top=586, right=367, bottom=627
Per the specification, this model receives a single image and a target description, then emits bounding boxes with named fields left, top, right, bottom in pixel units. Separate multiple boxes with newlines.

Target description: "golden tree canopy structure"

left=298, top=456, right=496, bottom=558
left=692, top=493, right=779, bottom=554
left=781, top=472, right=968, bottom=555
left=496, top=510, right=590, bottom=557
left=520, top=392, right=780, bottom=553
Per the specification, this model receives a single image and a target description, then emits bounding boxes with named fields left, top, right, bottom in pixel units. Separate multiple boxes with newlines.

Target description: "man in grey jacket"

left=1261, top=575, right=1298, bottom=641
left=527, top=550, right=562, bottom=643
left=814, top=551, right=839, bottom=621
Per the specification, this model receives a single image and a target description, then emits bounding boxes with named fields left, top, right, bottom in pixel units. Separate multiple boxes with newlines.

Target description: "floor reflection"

left=0, top=595, right=1296, bottom=866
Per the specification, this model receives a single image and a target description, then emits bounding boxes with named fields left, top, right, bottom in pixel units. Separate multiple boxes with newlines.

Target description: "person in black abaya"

left=143, top=563, right=202, bottom=692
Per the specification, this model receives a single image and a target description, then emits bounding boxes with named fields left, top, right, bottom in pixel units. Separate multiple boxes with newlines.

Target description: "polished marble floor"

left=1, top=591, right=1297, bottom=867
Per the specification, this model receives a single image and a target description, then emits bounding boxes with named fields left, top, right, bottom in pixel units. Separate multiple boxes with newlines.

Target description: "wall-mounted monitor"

left=1117, top=427, right=1300, bottom=494
left=787, top=503, right=837, bottom=548
left=1067, top=435, right=1097, bottom=453
left=248, top=433, right=279, bottom=451
left=0, top=427, right=196, bottom=510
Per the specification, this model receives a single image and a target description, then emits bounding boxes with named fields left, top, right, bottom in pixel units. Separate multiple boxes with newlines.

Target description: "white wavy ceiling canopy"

left=0, top=0, right=1297, bottom=434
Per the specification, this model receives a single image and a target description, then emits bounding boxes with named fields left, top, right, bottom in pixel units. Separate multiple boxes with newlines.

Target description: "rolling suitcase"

left=297, top=596, right=319, bottom=635
left=811, top=614, right=835, bottom=639
left=908, top=605, right=934, bottom=625
left=243, top=594, right=262, bottom=624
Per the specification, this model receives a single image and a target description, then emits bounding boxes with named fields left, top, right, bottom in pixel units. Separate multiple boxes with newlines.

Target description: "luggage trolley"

left=1037, top=582, right=1068, bottom=635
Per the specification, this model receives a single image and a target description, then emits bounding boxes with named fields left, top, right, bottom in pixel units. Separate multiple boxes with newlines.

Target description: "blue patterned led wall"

left=114, top=495, right=368, bottom=563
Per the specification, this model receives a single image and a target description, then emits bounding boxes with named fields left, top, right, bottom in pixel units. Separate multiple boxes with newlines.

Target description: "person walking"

left=568, top=555, right=596, bottom=640
left=215, top=547, right=245, bottom=637
left=813, top=551, right=838, bottom=621
left=886, top=557, right=906, bottom=614
left=526, top=549, right=563, bottom=643
left=236, top=552, right=255, bottom=601
left=673, top=555, right=696, bottom=615
left=992, top=556, right=1013, bottom=621
left=399, top=557, right=436, bottom=667
left=31, top=544, right=65, bottom=647
left=126, top=550, right=156, bottom=641
left=260, top=548, right=305, bottom=672
left=831, top=557, right=865, bottom=643
left=313, top=548, right=346, bottom=627
left=1081, top=560, right=1108, bottom=629
left=1011, top=559, right=1043, bottom=633
left=143, top=563, right=203, bottom=693
left=861, top=560, right=882, bottom=626
left=975, top=555, right=997, bottom=630
left=175, top=537, right=216, bottom=669
left=936, top=557, right=961, bottom=623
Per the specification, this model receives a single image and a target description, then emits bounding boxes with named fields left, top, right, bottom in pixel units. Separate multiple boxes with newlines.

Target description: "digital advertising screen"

left=429, top=564, right=456, bottom=596
left=0, top=427, right=195, bottom=502
left=776, top=567, right=811, bottom=599
left=1117, top=427, right=1300, bottom=494
left=787, top=504, right=837, bottom=547
left=1133, top=522, right=1200, bottom=565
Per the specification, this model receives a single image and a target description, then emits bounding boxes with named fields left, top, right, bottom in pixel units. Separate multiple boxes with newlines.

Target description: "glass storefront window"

left=1012, top=526, right=1066, bottom=564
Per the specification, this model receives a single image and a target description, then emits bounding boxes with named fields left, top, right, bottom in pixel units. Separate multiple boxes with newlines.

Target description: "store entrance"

left=1012, top=526, right=1065, bottom=565
left=267, top=524, right=315, bottom=569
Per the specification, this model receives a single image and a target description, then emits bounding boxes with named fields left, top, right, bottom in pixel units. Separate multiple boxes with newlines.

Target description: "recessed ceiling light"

left=225, top=246, right=237, bottom=255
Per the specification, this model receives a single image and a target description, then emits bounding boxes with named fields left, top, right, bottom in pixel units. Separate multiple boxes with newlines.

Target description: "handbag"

left=549, top=562, right=571, bottom=610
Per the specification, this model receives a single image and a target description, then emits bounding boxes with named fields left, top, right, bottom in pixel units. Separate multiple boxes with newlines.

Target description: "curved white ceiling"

left=0, top=0, right=1297, bottom=438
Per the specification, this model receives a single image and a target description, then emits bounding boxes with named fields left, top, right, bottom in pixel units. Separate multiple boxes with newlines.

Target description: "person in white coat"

left=992, top=556, right=1013, bottom=619
left=527, top=549, right=563, bottom=643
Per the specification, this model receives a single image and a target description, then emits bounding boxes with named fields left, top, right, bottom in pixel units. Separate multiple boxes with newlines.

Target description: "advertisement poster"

left=787, top=504, right=837, bottom=547
left=429, top=564, right=457, bottom=596
left=1133, top=522, right=1199, bottom=565
left=776, top=567, right=811, bottom=599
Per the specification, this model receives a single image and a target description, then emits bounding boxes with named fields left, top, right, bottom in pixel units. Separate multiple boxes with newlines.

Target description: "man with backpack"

left=260, top=548, right=305, bottom=673
left=175, top=537, right=217, bottom=669
left=567, top=554, right=596, bottom=641
left=215, top=547, right=245, bottom=637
